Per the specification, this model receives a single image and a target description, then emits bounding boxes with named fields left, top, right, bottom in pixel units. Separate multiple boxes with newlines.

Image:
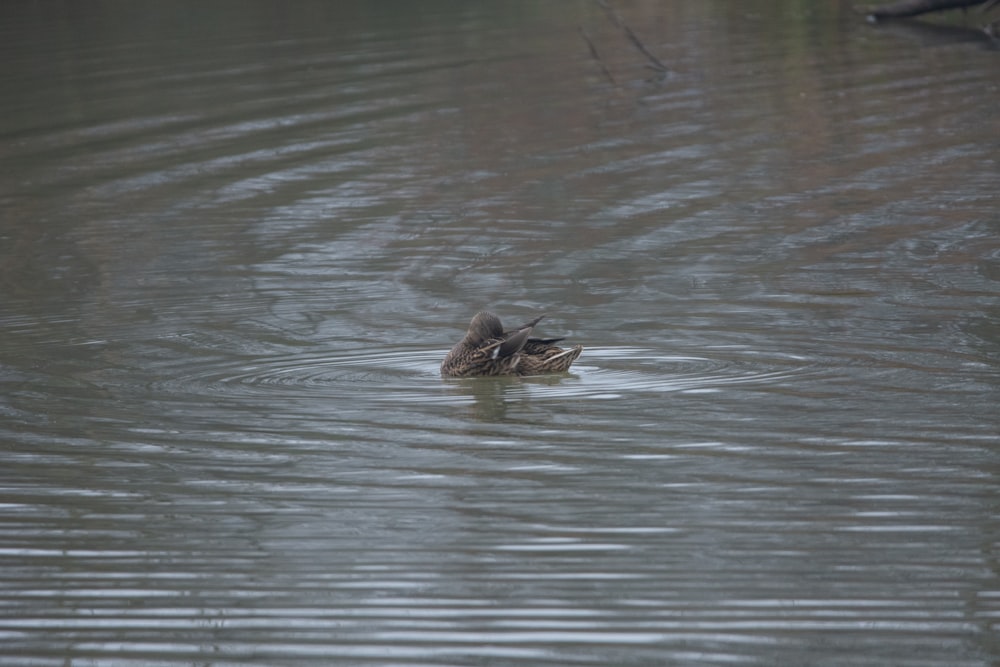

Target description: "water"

left=2, top=1, right=999, bottom=665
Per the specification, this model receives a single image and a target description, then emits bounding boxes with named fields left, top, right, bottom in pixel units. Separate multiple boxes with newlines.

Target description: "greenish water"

left=1, top=1, right=998, bottom=665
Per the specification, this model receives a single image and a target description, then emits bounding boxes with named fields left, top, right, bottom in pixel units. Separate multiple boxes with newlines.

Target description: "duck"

left=441, top=311, right=583, bottom=377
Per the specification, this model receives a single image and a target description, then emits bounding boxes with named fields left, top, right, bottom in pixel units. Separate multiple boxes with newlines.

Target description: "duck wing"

left=493, top=315, right=544, bottom=358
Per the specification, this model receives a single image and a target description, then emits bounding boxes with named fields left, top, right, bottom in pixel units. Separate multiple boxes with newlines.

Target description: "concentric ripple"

left=147, top=343, right=818, bottom=408
left=556, top=346, right=814, bottom=399
left=212, top=348, right=444, bottom=386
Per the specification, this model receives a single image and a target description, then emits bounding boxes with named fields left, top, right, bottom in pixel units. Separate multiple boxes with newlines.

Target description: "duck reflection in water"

left=441, top=311, right=583, bottom=377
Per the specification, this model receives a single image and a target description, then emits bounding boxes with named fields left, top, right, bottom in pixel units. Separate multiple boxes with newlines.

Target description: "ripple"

left=525, top=347, right=817, bottom=400
left=141, top=344, right=814, bottom=409
left=212, top=349, right=442, bottom=386
left=142, top=347, right=443, bottom=407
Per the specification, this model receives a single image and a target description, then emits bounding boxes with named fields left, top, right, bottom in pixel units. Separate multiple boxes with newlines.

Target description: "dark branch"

left=596, top=0, right=670, bottom=74
left=579, top=27, right=618, bottom=86
left=861, top=0, right=990, bottom=19
left=621, top=24, right=670, bottom=73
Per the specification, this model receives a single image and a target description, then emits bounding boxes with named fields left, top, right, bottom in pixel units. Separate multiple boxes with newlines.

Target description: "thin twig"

left=621, top=24, right=669, bottom=73
left=579, top=26, right=618, bottom=86
left=596, top=0, right=670, bottom=74
left=595, top=0, right=623, bottom=27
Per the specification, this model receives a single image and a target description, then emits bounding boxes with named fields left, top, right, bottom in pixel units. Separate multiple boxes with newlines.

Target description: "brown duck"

left=441, top=311, right=583, bottom=377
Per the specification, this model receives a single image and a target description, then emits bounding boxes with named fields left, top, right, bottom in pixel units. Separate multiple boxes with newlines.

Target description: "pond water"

left=2, top=1, right=999, bottom=665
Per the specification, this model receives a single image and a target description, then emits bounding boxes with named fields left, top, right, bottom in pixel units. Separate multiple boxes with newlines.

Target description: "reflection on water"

left=2, top=0, right=999, bottom=665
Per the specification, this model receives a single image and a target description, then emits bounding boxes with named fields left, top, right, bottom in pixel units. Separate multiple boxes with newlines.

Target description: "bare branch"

left=861, top=0, right=990, bottom=19
left=596, top=0, right=670, bottom=74
left=621, top=24, right=669, bottom=73
left=579, top=27, right=618, bottom=86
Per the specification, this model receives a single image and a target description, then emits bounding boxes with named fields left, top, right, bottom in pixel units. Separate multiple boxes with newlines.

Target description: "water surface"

left=2, top=1, right=999, bottom=665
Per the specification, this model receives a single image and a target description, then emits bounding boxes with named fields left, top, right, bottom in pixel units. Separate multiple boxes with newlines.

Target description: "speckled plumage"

left=441, top=311, right=583, bottom=377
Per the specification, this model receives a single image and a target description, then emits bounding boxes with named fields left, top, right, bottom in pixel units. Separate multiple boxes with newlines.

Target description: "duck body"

left=440, top=311, right=583, bottom=378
